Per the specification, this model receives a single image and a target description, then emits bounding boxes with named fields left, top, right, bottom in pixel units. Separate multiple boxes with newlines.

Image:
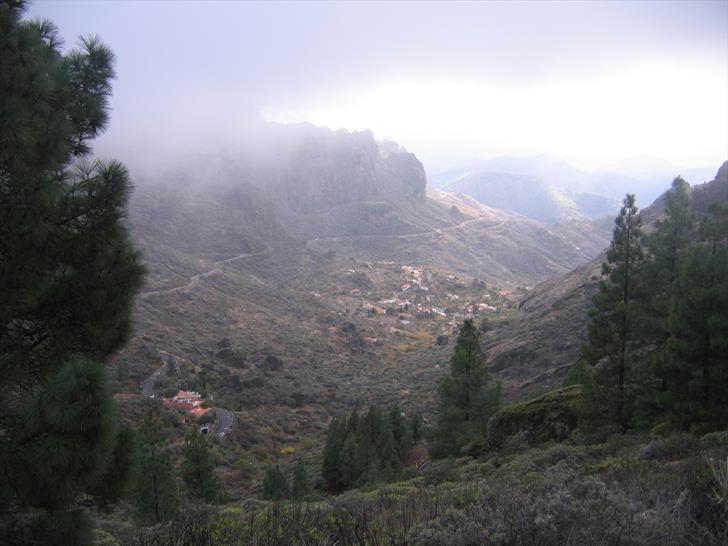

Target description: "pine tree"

left=181, top=432, right=223, bottom=504
left=132, top=413, right=177, bottom=524
left=380, top=421, right=401, bottom=475
left=290, top=459, right=309, bottom=500
left=262, top=465, right=289, bottom=500
left=347, top=409, right=360, bottom=434
left=90, top=426, right=137, bottom=512
left=10, top=357, right=122, bottom=544
left=580, top=194, right=645, bottom=432
left=563, top=358, right=592, bottom=388
left=431, top=319, right=501, bottom=458
left=339, top=433, right=361, bottom=490
left=632, top=179, right=694, bottom=424
left=389, top=406, right=414, bottom=461
left=410, top=411, right=423, bottom=443
left=641, top=178, right=694, bottom=337
left=0, top=2, right=143, bottom=541
left=322, top=416, right=347, bottom=492
left=355, top=405, right=386, bottom=476
left=661, top=204, right=728, bottom=430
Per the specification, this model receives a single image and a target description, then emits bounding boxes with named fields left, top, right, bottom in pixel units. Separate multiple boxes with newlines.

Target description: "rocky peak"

left=270, top=124, right=427, bottom=213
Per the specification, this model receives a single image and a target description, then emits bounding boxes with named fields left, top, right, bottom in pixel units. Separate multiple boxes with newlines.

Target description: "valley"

left=109, top=123, right=727, bottom=512
left=111, top=126, right=727, bottom=505
left=110, top=125, right=624, bottom=497
left=5, top=2, right=727, bottom=543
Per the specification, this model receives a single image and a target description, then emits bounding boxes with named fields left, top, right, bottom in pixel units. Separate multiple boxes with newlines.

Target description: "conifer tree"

left=641, top=178, right=694, bottom=336
left=380, top=421, right=401, bottom=476
left=132, top=414, right=177, bottom=524
left=411, top=411, right=423, bottom=443
left=321, top=406, right=421, bottom=492
left=90, top=426, right=137, bottom=512
left=339, top=433, right=361, bottom=490
left=291, top=459, right=309, bottom=500
left=662, top=204, right=728, bottom=429
left=262, top=465, right=289, bottom=500
left=9, top=357, right=124, bottom=544
left=347, top=409, right=360, bottom=434
left=431, top=319, right=500, bottom=458
left=633, top=179, right=694, bottom=422
left=389, top=406, right=414, bottom=460
left=322, top=416, right=347, bottom=492
left=580, top=194, right=645, bottom=432
left=181, top=432, right=223, bottom=504
left=355, top=405, right=386, bottom=475
left=0, top=2, right=143, bottom=541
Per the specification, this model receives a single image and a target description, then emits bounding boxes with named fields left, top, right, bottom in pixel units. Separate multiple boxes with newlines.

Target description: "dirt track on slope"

left=140, top=249, right=268, bottom=299
left=311, top=215, right=506, bottom=243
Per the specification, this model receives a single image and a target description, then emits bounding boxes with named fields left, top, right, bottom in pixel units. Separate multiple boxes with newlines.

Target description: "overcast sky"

left=30, top=0, right=728, bottom=175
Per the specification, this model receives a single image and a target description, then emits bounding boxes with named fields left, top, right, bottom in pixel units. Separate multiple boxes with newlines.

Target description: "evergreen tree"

left=181, top=432, right=223, bottom=504
left=132, top=413, right=177, bottom=524
left=389, top=406, right=414, bottom=460
left=262, top=465, right=289, bottom=501
left=0, top=2, right=143, bottom=541
left=355, top=405, right=386, bottom=475
left=641, top=178, right=694, bottom=338
left=632, top=179, right=694, bottom=423
left=339, top=433, right=362, bottom=490
left=411, top=411, right=423, bottom=443
left=322, top=406, right=423, bottom=493
left=431, top=319, right=501, bottom=458
left=8, top=357, right=123, bottom=544
left=380, top=421, right=402, bottom=474
left=322, top=416, right=347, bottom=492
left=90, top=426, right=137, bottom=511
left=580, top=194, right=645, bottom=432
left=346, top=409, right=360, bottom=435
left=563, top=358, right=592, bottom=388
left=661, top=204, right=728, bottom=430
left=359, top=454, right=380, bottom=485
left=290, top=459, right=309, bottom=500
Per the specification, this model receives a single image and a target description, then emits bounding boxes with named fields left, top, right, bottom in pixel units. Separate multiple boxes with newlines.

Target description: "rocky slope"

left=131, top=123, right=611, bottom=288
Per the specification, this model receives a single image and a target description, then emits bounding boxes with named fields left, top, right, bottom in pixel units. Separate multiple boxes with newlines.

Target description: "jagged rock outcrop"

left=267, top=125, right=425, bottom=215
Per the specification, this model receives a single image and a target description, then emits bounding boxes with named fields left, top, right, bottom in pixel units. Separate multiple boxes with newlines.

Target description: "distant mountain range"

left=439, top=171, right=618, bottom=224
left=430, top=155, right=716, bottom=224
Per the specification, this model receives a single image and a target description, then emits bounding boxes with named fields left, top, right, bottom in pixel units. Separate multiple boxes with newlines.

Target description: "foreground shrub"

left=639, top=433, right=698, bottom=461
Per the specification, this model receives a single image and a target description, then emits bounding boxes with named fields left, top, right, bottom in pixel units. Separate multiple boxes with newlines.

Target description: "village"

left=326, top=260, right=525, bottom=349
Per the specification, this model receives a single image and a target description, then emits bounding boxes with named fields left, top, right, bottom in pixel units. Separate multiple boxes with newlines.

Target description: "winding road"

left=140, top=249, right=267, bottom=299
left=139, top=352, right=233, bottom=438
left=140, top=217, right=503, bottom=300
left=311, top=215, right=505, bottom=243
left=139, top=353, right=175, bottom=397
left=212, top=408, right=234, bottom=436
